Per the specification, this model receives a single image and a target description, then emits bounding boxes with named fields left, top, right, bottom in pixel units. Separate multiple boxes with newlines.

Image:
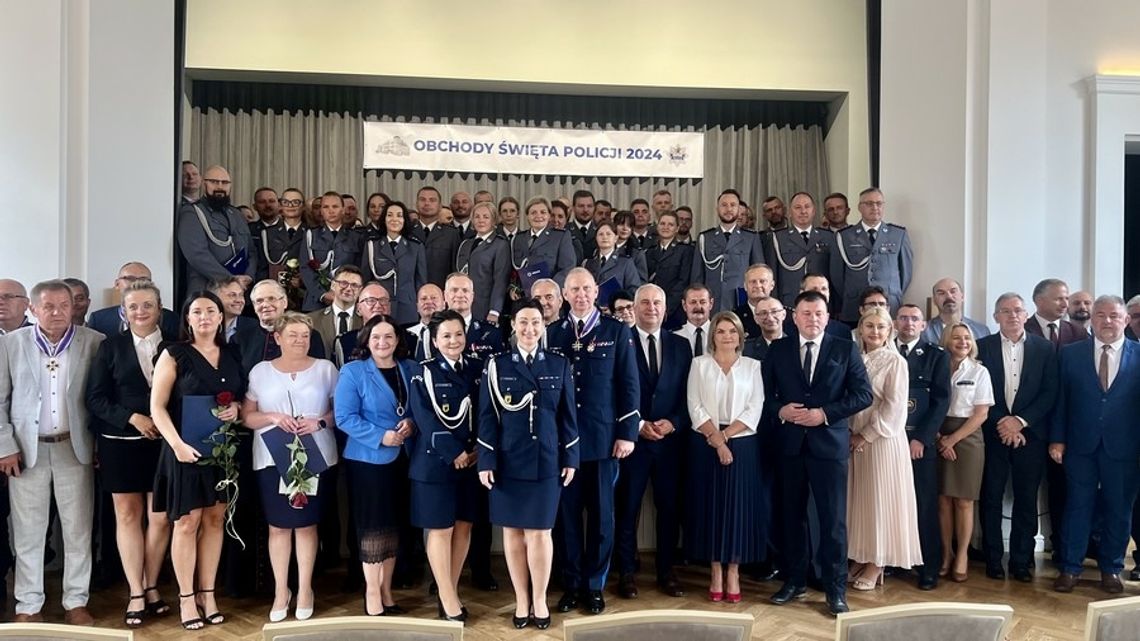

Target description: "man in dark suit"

left=569, top=190, right=598, bottom=263
left=305, top=265, right=363, bottom=357
left=732, top=264, right=776, bottom=339
left=763, top=291, right=872, bottom=616
left=614, top=284, right=692, bottom=599
left=977, top=292, right=1058, bottom=582
left=1051, top=295, right=1140, bottom=594
left=87, top=262, right=180, bottom=338
left=408, top=187, right=462, bottom=289
left=894, top=303, right=950, bottom=590
left=743, top=296, right=787, bottom=361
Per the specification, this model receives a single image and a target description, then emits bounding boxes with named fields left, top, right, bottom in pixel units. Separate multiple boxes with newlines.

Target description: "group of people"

left=0, top=168, right=1136, bottom=633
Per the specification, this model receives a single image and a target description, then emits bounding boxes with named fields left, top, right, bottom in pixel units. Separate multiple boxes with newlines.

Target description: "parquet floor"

left=16, top=554, right=1128, bottom=640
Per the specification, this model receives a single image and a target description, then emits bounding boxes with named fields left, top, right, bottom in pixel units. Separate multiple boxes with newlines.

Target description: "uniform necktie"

left=723, top=231, right=731, bottom=245
left=526, top=354, right=534, bottom=368
left=337, top=311, right=349, bottom=335
left=1048, top=322, right=1059, bottom=345
left=288, top=227, right=296, bottom=241
left=803, top=341, right=815, bottom=384
left=867, top=228, right=877, bottom=246
left=647, top=333, right=659, bottom=379
left=1099, top=344, right=1111, bottom=391
left=455, top=359, right=464, bottom=373
left=389, top=240, right=398, bottom=253
left=801, top=231, right=810, bottom=244
left=471, top=237, right=483, bottom=251
left=694, top=327, right=704, bottom=356
left=331, top=229, right=339, bottom=241
left=899, top=342, right=909, bottom=358
left=576, top=319, right=585, bottom=337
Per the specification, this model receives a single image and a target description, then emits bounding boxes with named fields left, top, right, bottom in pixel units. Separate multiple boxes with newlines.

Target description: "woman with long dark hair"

left=360, top=201, right=427, bottom=325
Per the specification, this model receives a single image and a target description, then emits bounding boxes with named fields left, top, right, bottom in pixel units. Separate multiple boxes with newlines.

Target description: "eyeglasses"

left=278, top=198, right=303, bottom=206
left=333, top=280, right=362, bottom=289
left=859, top=200, right=885, bottom=208
left=253, top=295, right=284, bottom=305
left=359, top=297, right=390, bottom=307
left=0, top=294, right=27, bottom=302
left=863, top=301, right=889, bottom=308
left=613, top=304, right=634, bottom=313
left=203, top=178, right=232, bottom=186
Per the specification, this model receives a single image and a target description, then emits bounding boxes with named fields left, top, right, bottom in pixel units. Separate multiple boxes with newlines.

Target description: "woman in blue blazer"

left=407, top=310, right=480, bottom=621
left=360, top=201, right=427, bottom=325
left=334, top=314, right=415, bottom=616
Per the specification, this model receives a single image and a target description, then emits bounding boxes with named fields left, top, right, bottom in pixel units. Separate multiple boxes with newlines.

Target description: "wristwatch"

left=317, top=419, right=327, bottom=429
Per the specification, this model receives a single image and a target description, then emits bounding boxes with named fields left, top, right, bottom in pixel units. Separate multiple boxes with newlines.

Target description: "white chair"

left=262, top=615, right=462, bottom=641
left=835, top=602, right=1014, bottom=641
left=1085, top=595, right=1140, bottom=641
left=563, top=609, right=754, bottom=641
left=0, top=623, right=132, bottom=640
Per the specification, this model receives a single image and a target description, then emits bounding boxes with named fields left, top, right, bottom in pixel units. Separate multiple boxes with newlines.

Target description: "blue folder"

left=180, top=395, right=224, bottom=457
left=519, top=261, right=551, bottom=295
left=223, top=247, right=249, bottom=276
left=597, top=277, right=622, bottom=310
left=260, top=427, right=330, bottom=482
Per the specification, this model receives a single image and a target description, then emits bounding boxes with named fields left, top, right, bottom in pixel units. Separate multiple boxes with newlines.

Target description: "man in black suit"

left=763, top=291, right=872, bottom=616
left=614, top=284, right=692, bottom=599
left=743, top=296, right=787, bottom=361
left=408, top=186, right=462, bottom=289
left=894, top=304, right=950, bottom=590
left=977, top=292, right=1058, bottom=582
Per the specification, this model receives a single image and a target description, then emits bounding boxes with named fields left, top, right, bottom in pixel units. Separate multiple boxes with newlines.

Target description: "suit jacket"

left=231, top=322, right=326, bottom=374
left=409, top=221, right=463, bottom=289
left=300, top=226, right=364, bottom=311
left=762, top=333, right=873, bottom=459
left=568, top=221, right=597, bottom=263
left=306, top=305, right=361, bottom=360
left=334, top=358, right=414, bottom=465
left=631, top=328, right=692, bottom=451
left=509, top=226, right=577, bottom=286
left=1051, top=338, right=1140, bottom=461
left=360, top=235, right=427, bottom=326
left=176, top=201, right=257, bottom=292
left=763, top=227, right=836, bottom=307
left=252, top=220, right=307, bottom=282
left=831, top=222, right=913, bottom=321
left=977, top=333, right=1058, bottom=442
left=645, top=242, right=694, bottom=318
left=1025, top=316, right=1087, bottom=348
left=406, top=356, right=480, bottom=483
left=901, top=340, right=951, bottom=452
left=456, top=234, right=511, bottom=320
left=689, top=226, right=765, bottom=314
left=88, top=305, right=180, bottom=339
left=85, top=331, right=156, bottom=437
left=0, top=326, right=104, bottom=466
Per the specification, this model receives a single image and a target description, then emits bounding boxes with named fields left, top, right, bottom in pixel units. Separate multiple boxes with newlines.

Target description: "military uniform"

left=568, top=221, right=597, bottom=264
left=300, top=226, right=363, bottom=311
left=582, top=253, right=643, bottom=295
left=252, top=220, right=307, bottom=282
left=176, top=200, right=257, bottom=293
left=456, top=234, right=511, bottom=321
left=409, top=221, right=463, bottom=289
left=831, top=222, right=913, bottom=322
left=645, top=241, right=694, bottom=325
left=689, top=226, right=764, bottom=314
left=509, top=226, right=577, bottom=287
left=546, top=310, right=641, bottom=596
left=615, top=243, right=649, bottom=282
left=360, top=235, right=427, bottom=326
left=762, top=227, right=836, bottom=308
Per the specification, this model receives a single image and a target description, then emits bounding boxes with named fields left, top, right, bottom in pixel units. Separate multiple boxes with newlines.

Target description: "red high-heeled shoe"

left=725, top=592, right=742, bottom=603
left=708, top=590, right=724, bottom=602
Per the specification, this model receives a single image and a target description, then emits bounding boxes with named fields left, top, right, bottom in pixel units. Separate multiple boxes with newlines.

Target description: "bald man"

left=0, top=279, right=31, bottom=335
left=176, top=165, right=256, bottom=295
left=87, top=262, right=180, bottom=337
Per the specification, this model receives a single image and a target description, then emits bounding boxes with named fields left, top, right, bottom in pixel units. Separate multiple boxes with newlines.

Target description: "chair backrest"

left=835, top=602, right=1014, bottom=641
left=563, top=609, right=754, bottom=641
left=1085, top=595, right=1140, bottom=641
left=0, top=623, right=132, bottom=641
left=262, top=616, right=462, bottom=641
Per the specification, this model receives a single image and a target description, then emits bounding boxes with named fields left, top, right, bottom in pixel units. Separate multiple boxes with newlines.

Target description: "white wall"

left=0, top=0, right=174, bottom=306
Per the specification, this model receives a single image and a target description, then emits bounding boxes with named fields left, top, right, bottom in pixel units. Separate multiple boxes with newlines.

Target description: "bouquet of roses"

left=307, top=258, right=332, bottom=290
left=197, top=391, right=244, bottom=547
left=277, top=258, right=305, bottom=310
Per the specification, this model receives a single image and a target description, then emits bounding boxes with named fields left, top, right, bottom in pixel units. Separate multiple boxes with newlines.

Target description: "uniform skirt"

left=99, top=435, right=161, bottom=494
left=684, top=432, right=769, bottom=564
left=256, top=466, right=330, bottom=529
left=489, top=476, right=561, bottom=530
left=410, top=469, right=480, bottom=529
left=938, top=416, right=984, bottom=500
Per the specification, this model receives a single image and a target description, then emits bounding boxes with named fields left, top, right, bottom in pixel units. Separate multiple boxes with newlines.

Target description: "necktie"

left=331, top=229, right=339, bottom=241
left=526, top=354, right=534, bottom=368
left=1047, top=322, right=1059, bottom=345
left=867, top=228, right=877, bottom=246
left=723, top=231, right=731, bottom=245
left=803, top=341, right=815, bottom=384
left=576, top=319, right=585, bottom=335
left=530, top=234, right=538, bottom=249
left=288, top=227, right=296, bottom=240
left=389, top=240, right=398, bottom=253
left=471, top=237, right=483, bottom=252
left=801, top=231, right=810, bottom=244
left=694, top=327, right=704, bottom=356
left=899, top=342, right=909, bottom=358
left=424, top=224, right=432, bottom=237
left=647, top=334, right=659, bottom=379
left=337, top=311, right=349, bottom=335
left=455, top=359, right=464, bottom=373
left=507, top=232, right=514, bottom=244
left=1099, top=345, right=1111, bottom=391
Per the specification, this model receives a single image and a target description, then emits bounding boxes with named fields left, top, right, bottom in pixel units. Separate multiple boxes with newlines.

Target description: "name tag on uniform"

left=956, top=380, right=975, bottom=386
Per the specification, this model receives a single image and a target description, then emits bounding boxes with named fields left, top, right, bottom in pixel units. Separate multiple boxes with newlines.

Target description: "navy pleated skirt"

left=684, top=433, right=770, bottom=564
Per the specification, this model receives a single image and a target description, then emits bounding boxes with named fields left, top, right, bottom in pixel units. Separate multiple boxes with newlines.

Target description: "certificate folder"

left=260, top=427, right=330, bottom=481
left=181, top=395, right=224, bottom=457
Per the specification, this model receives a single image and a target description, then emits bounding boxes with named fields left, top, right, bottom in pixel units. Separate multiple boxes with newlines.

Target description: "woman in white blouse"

left=241, top=313, right=339, bottom=621
left=937, top=323, right=993, bottom=582
left=685, top=311, right=769, bottom=603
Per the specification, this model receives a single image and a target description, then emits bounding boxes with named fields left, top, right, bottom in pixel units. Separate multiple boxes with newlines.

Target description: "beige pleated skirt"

left=938, top=416, right=984, bottom=500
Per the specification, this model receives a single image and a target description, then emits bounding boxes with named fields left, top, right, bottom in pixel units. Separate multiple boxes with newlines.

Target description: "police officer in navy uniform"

left=831, top=188, right=913, bottom=322
left=300, top=192, right=363, bottom=311
left=511, top=198, right=578, bottom=287
left=455, top=201, right=511, bottom=324
left=894, top=303, right=950, bottom=590
left=644, top=211, right=693, bottom=328
left=546, top=268, right=640, bottom=615
left=477, top=299, right=579, bottom=630
left=690, top=189, right=765, bottom=314
left=763, top=192, right=835, bottom=308
left=361, top=200, right=427, bottom=326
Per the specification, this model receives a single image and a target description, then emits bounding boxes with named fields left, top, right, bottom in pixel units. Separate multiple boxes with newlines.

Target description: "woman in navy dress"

left=582, top=221, right=643, bottom=294
left=407, top=310, right=481, bottom=621
left=150, top=291, right=245, bottom=630
left=334, top=314, right=415, bottom=616
left=85, top=280, right=173, bottom=626
left=360, top=200, right=427, bottom=326
left=477, top=300, right=579, bottom=630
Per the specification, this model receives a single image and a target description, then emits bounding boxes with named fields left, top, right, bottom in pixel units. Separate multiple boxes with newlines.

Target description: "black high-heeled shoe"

left=436, top=597, right=467, bottom=622
left=124, top=593, right=145, bottom=628
left=143, top=586, right=170, bottom=617
left=195, top=588, right=224, bottom=625
left=178, top=593, right=204, bottom=631
left=512, top=614, right=530, bottom=629
left=533, top=614, right=552, bottom=629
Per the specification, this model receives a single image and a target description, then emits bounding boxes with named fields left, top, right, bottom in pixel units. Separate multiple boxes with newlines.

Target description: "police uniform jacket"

left=615, top=243, right=649, bottom=281
left=176, top=200, right=257, bottom=293
left=546, top=311, right=641, bottom=461
left=456, top=233, right=511, bottom=320
left=361, top=234, right=427, bottom=326
left=509, top=226, right=577, bottom=286
left=689, top=226, right=765, bottom=314
left=463, top=319, right=504, bottom=362
left=762, top=227, right=836, bottom=308
left=831, top=222, right=913, bottom=321
left=253, top=220, right=307, bottom=282
left=407, top=356, right=481, bottom=483
left=898, top=339, right=951, bottom=457
left=569, top=221, right=597, bottom=263
left=300, top=226, right=364, bottom=311
left=410, top=221, right=463, bottom=289
left=645, top=241, right=694, bottom=319
left=582, top=252, right=643, bottom=293
left=476, top=349, right=580, bottom=480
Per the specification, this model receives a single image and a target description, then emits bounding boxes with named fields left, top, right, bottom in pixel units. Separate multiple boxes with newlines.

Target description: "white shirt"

left=37, top=345, right=70, bottom=436
left=948, top=358, right=995, bottom=418
left=861, top=221, right=882, bottom=234
left=1033, top=314, right=1061, bottom=338
left=131, top=328, right=162, bottom=387
left=331, top=302, right=355, bottom=329
left=635, top=326, right=662, bottom=368
left=799, top=334, right=824, bottom=383
left=406, top=322, right=431, bottom=358
left=674, top=321, right=711, bottom=355
left=686, top=355, right=764, bottom=437
left=224, top=316, right=239, bottom=343
left=518, top=346, right=538, bottom=363
left=1094, top=336, right=1126, bottom=388
left=246, top=360, right=340, bottom=470
left=1000, top=332, right=1025, bottom=412
left=897, top=337, right=920, bottom=355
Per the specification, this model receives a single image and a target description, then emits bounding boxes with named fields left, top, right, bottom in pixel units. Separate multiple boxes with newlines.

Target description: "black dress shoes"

left=658, top=573, right=686, bottom=597
left=985, top=565, right=1006, bottom=580
left=769, top=583, right=807, bottom=605
left=826, top=592, right=850, bottom=616
left=586, top=590, right=605, bottom=615
left=917, top=575, right=938, bottom=591
left=618, top=575, right=639, bottom=599
left=1010, top=567, right=1033, bottom=583
left=1129, top=567, right=1140, bottom=581
left=557, top=591, right=580, bottom=612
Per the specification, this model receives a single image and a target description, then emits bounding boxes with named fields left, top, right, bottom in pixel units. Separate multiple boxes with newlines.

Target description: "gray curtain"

left=188, top=82, right=830, bottom=230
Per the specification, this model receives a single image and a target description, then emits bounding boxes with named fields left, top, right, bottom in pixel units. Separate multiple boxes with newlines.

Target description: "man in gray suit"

left=176, top=165, right=256, bottom=294
left=831, top=187, right=913, bottom=322
left=689, top=189, right=764, bottom=314
left=0, top=280, right=103, bottom=624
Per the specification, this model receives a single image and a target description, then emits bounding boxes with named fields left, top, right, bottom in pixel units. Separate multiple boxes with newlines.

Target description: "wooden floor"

left=16, top=554, right=1132, bottom=640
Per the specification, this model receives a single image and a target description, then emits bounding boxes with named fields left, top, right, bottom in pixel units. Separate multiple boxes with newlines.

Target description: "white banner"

left=363, top=122, right=704, bottom=178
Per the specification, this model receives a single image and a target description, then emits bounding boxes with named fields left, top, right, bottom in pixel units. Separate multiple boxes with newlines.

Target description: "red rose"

left=215, top=391, right=235, bottom=407
left=290, top=492, right=308, bottom=509
left=307, top=259, right=321, bottom=270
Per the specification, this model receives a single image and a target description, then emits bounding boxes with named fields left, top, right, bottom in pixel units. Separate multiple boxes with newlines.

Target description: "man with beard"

left=249, top=187, right=280, bottom=235
left=761, top=196, right=788, bottom=231
left=449, top=191, right=473, bottom=236
left=593, top=200, right=614, bottom=226
left=674, top=206, right=694, bottom=244
left=921, top=278, right=990, bottom=344
left=1069, top=290, right=1093, bottom=334
left=689, top=189, right=764, bottom=314
left=181, top=161, right=201, bottom=204
left=176, top=165, right=257, bottom=294
left=569, top=190, right=598, bottom=262
left=820, top=193, right=851, bottom=232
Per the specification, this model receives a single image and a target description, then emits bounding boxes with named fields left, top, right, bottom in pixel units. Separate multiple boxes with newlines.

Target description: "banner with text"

left=363, top=122, right=704, bottom=178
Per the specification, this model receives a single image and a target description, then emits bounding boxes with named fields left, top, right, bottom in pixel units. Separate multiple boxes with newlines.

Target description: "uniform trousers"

left=558, top=458, right=619, bottom=592
left=911, top=453, right=942, bottom=581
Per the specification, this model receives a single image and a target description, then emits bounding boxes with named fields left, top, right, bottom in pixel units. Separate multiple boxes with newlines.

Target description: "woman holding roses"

left=151, top=291, right=246, bottom=630
left=241, top=312, right=339, bottom=622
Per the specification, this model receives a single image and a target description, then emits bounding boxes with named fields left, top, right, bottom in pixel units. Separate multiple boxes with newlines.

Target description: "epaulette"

left=886, top=222, right=907, bottom=231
